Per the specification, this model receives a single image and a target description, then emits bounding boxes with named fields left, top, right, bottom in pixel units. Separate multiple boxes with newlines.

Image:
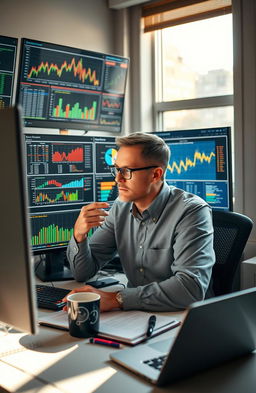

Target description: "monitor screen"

left=153, top=127, right=233, bottom=211
left=24, top=133, right=118, bottom=280
left=0, top=106, right=37, bottom=335
left=0, top=35, right=18, bottom=108
left=17, top=38, right=129, bottom=132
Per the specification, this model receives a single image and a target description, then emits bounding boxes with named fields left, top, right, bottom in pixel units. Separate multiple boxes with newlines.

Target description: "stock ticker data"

left=0, top=35, right=18, bottom=109
left=17, top=39, right=129, bottom=132
left=25, top=134, right=118, bottom=251
left=154, top=127, right=232, bottom=210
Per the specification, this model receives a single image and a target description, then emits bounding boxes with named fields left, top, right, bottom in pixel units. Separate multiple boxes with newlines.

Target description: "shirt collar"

left=131, top=182, right=170, bottom=222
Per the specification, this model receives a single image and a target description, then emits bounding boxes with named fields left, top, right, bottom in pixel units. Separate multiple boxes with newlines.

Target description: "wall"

left=233, top=0, right=256, bottom=258
left=0, top=0, right=114, bottom=53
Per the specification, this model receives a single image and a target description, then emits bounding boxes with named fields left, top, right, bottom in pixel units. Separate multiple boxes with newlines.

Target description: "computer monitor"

left=0, top=35, right=18, bottom=108
left=16, top=38, right=129, bottom=132
left=24, top=133, right=118, bottom=281
left=153, top=127, right=233, bottom=210
left=0, top=106, right=37, bottom=335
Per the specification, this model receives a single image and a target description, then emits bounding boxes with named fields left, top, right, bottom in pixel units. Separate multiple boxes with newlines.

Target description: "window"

left=154, top=14, right=233, bottom=131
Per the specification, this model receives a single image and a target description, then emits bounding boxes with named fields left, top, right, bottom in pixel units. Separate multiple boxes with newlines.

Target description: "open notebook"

left=38, top=310, right=180, bottom=345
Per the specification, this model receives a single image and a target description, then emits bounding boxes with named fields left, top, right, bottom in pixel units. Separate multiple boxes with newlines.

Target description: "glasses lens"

left=123, top=168, right=133, bottom=179
left=110, top=167, right=132, bottom=179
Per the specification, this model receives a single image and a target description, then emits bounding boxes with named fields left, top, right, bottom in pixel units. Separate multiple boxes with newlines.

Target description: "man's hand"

left=62, top=285, right=121, bottom=312
left=74, top=202, right=109, bottom=243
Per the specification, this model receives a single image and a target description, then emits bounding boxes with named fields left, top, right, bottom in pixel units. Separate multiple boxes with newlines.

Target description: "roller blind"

left=142, top=0, right=232, bottom=32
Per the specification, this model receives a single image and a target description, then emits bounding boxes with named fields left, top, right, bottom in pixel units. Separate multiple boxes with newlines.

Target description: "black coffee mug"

left=67, top=292, right=100, bottom=338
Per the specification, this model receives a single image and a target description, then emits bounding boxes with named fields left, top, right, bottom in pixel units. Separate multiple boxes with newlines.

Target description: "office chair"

left=211, top=210, right=253, bottom=296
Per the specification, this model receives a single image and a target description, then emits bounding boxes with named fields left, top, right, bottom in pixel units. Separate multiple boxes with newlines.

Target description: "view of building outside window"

left=163, top=106, right=234, bottom=130
left=157, top=14, right=233, bottom=131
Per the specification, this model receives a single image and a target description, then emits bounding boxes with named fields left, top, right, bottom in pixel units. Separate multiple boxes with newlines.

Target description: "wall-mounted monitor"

left=0, top=35, right=18, bottom=108
left=24, top=133, right=118, bottom=281
left=17, top=38, right=129, bottom=132
left=153, top=127, right=233, bottom=211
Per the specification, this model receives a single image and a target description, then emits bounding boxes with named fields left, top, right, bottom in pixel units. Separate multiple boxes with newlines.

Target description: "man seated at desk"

left=66, top=132, right=215, bottom=312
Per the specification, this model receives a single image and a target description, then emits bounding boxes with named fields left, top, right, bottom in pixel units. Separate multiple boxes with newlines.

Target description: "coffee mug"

left=67, top=292, right=100, bottom=338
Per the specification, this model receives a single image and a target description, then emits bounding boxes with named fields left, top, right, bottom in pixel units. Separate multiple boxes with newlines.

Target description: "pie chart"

left=105, top=148, right=117, bottom=165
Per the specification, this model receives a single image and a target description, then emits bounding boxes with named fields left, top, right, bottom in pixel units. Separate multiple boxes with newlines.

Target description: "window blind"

left=142, top=0, right=232, bottom=32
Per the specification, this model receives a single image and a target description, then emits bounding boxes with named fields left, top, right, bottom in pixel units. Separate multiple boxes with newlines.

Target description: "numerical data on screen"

left=0, top=36, right=18, bottom=109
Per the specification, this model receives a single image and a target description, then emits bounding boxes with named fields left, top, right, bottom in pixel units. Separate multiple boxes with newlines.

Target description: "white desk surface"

left=1, top=279, right=256, bottom=393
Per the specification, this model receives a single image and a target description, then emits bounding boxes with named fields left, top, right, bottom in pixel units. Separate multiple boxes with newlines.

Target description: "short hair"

left=116, top=132, right=170, bottom=171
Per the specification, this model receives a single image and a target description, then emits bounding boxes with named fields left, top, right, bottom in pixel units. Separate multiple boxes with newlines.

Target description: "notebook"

left=110, top=288, right=256, bottom=386
left=38, top=310, right=180, bottom=345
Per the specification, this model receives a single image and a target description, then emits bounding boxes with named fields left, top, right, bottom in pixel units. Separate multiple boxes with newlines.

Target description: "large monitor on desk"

left=0, top=106, right=37, bottom=335
left=16, top=38, right=129, bottom=133
left=154, top=127, right=233, bottom=210
left=24, top=133, right=118, bottom=281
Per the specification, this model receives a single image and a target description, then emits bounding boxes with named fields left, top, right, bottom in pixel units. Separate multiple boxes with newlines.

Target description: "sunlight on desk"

left=0, top=361, right=60, bottom=392
left=58, top=367, right=117, bottom=393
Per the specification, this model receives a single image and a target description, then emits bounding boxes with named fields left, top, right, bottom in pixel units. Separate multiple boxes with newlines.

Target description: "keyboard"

left=36, top=284, right=70, bottom=310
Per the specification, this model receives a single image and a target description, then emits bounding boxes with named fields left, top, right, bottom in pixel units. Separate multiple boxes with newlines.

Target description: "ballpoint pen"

left=89, top=337, right=122, bottom=348
left=146, top=315, right=157, bottom=338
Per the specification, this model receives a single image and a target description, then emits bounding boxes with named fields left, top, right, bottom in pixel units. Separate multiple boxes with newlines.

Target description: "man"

left=66, top=132, right=215, bottom=312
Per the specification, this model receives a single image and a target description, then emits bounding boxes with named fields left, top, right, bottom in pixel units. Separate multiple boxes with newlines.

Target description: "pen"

left=146, top=315, right=156, bottom=337
left=89, top=337, right=122, bottom=348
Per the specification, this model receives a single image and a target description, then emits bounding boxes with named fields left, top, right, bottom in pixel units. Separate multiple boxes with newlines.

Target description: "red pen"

left=89, top=337, right=122, bottom=348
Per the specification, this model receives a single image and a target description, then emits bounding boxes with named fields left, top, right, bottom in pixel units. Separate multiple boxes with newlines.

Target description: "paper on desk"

left=38, top=310, right=180, bottom=345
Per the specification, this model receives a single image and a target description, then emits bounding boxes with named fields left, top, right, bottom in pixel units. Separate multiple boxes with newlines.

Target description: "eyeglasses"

left=109, top=165, right=158, bottom=180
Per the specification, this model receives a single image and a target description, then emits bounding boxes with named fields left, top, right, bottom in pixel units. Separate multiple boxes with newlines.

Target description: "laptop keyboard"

left=143, top=355, right=167, bottom=370
left=36, top=284, right=70, bottom=310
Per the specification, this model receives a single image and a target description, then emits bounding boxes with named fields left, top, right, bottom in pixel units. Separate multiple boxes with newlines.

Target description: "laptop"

left=110, top=288, right=256, bottom=386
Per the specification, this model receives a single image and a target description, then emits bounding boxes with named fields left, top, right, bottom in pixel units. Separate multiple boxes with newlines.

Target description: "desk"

left=1, top=280, right=256, bottom=393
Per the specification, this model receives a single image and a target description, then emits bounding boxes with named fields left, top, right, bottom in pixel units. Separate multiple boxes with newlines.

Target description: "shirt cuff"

left=121, top=287, right=142, bottom=310
left=68, top=236, right=89, bottom=262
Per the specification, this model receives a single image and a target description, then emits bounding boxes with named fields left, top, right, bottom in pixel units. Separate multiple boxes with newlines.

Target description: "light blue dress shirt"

left=67, top=182, right=215, bottom=311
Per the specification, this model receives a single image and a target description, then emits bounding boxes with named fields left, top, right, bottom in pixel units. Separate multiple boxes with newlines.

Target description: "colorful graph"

left=100, top=116, right=121, bottom=126
left=166, top=141, right=216, bottom=181
left=52, top=146, right=83, bottom=163
left=96, top=179, right=117, bottom=202
left=27, top=57, right=100, bottom=86
left=102, top=96, right=122, bottom=111
left=105, top=148, right=117, bottom=166
left=52, top=96, right=97, bottom=120
left=36, top=177, right=84, bottom=189
left=31, top=222, right=74, bottom=246
left=35, top=190, right=81, bottom=204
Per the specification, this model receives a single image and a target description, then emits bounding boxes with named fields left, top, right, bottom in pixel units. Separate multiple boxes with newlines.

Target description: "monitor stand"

left=35, top=249, right=73, bottom=282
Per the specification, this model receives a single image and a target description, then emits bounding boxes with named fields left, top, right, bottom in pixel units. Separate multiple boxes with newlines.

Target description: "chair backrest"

left=212, top=210, right=253, bottom=296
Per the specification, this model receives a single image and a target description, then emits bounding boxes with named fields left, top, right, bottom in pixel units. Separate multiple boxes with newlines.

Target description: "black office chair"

left=211, top=210, right=253, bottom=296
